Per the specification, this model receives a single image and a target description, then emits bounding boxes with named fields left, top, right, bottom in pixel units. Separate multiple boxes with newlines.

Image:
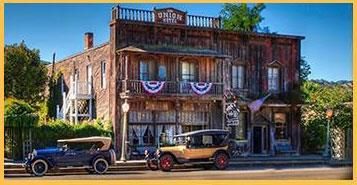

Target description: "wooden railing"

left=123, top=80, right=223, bottom=96
left=113, top=6, right=222, bottom=29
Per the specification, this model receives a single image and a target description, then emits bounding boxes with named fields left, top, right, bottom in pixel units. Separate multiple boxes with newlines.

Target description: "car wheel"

left=159, top=154, right=174, bottom=172
left=31, top=159, right=48, bottom=176
left=146, top=161, right=159, bottom=171
left=93, top=158, right=109, bottom=174
left=214, top=152, right=229, bottom=170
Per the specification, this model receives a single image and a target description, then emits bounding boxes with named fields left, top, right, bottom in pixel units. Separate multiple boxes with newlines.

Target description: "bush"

left=5, top=98, right=38, bottom=127
left=32, top=119, right=113, bottom=149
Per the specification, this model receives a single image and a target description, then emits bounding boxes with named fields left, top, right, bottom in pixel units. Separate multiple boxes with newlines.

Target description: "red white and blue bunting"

left=190, top=82, right=213, bottom=95
left=141, top=81, right=165, bottom=94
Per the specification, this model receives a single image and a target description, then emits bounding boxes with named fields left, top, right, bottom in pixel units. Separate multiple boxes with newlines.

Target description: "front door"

left=252, top=126, right=269, bottom=154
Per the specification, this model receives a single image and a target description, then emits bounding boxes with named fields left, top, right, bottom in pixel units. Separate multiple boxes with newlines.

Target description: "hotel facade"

left=50, top=6, right=304, bottom=157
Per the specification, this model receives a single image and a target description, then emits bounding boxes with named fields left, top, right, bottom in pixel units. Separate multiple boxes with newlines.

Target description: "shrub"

left=32, top=119, right=113, bottom=149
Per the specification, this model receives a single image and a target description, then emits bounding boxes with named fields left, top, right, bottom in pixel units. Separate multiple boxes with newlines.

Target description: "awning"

left=116, top=44, right=231, bottom=58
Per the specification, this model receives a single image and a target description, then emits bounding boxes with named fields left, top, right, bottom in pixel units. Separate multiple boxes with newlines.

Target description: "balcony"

left=122, top=80, right=223, bottom=98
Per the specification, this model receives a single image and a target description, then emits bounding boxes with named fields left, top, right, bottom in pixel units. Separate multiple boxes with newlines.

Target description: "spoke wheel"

left=31, top=159, right=48, bottom=176
left=214, top=152, right=229, bottom=170
left=93, top=158, right=109, bottom=174
left=159, top=154, right=174, bottom=172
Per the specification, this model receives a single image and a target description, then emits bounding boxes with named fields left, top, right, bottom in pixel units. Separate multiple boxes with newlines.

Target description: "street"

left=5, top=165, right=352, bottom=180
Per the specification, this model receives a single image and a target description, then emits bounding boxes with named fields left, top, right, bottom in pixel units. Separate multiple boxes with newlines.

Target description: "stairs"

left=56, top=74, right=93, bottom=124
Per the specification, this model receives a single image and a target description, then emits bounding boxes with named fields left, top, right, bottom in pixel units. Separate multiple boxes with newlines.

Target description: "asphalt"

left=5, top=165, right=353, bottom=180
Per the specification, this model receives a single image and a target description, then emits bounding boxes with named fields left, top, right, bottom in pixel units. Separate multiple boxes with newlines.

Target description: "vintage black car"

left=24, top=136, right=116, bottom=176
left=145, top=129, right=231, bottom=171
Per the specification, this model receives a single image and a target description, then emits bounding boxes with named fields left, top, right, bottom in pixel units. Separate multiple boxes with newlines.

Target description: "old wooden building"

left=50, top=6, right=304, bottom=157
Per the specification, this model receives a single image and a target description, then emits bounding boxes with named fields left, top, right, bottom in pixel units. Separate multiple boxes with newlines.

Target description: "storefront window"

left=274, top=113, right=288, bottom=140
left=129, top=125, right=154, bottom=146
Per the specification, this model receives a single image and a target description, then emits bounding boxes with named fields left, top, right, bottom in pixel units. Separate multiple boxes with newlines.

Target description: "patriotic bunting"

left=190, top=82, right=213, bottom=95
left=141, top=81, right=165, bottom=94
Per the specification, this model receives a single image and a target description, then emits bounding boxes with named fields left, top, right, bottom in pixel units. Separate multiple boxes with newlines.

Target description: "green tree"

left=220, top=3, right=266, bottom=32
left=300, top=57, right=311, bottom=82
left=301, top=80, right=352, bottom=153
left=5, top=41, right=48, bottom=104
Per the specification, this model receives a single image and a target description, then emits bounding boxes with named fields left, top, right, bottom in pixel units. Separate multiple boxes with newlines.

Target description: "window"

left=274, top=113, right=288, bottom=140
left=232, top=112, right=247, bottom=140
left=232, top=65, right=245, bottom=89
left=181, top=61, right=197, bottom=82
left=268, top=67, right=280, bottom=91
left=158, top=64, right=167, bottom=81
left=100, top=61, right=106, bottom=89
left=129, top=125, right=154, bottom=146
left=139, top=60, right=155, bottom=81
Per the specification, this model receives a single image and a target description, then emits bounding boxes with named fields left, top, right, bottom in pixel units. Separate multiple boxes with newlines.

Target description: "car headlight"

left=32, top=149, right=37, bottom=156
left=144, top=150, right=148, bottom=156
left=156, top=149, right=161, bottom=156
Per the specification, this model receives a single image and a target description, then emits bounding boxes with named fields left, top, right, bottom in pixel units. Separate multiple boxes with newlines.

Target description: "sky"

left=4, top=3, right=353, bottom=81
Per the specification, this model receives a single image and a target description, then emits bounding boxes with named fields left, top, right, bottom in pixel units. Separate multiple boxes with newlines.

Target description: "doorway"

left=252, top=125, right=269, bottom=154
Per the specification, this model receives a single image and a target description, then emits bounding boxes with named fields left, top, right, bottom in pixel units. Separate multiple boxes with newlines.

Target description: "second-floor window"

left=268, top=67, right=280, bottom=91
left=232, top=65, right=245, bottom=89
left=140, top=60, right=156, bottom=81
left=181, top=61, right=197, bottom=82
left=101, top=61, right=106, bottom=89
left=158, top=63, right=167, bottom=81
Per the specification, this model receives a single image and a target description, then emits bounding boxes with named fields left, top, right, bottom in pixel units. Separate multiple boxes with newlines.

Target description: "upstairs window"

left=181, top=61, right=197, bottom=82
left=232, top=65, right=245, bottom=89
left=158, top=64, right=167, bottom=81
left=101, top=61, right=106, bottom=89
left=139, top=60, right=155, bottom=81
left=268, top=67, right=280, bottom=91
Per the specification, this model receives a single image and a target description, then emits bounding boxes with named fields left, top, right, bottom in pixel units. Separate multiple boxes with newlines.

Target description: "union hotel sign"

left=154, top=8, right=187, bottom=25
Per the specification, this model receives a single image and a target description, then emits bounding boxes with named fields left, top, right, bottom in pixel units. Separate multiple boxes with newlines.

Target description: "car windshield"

left=58, top=141, right=104, bottom=151
left=173, top=136, right=187, bottom=146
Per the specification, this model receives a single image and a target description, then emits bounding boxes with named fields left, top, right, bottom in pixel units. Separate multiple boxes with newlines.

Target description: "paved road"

left=5, top=165, right=353, bottom=180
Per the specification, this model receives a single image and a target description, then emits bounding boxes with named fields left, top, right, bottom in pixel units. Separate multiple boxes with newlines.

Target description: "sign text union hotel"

left=49, top=6, right=304, bottom=157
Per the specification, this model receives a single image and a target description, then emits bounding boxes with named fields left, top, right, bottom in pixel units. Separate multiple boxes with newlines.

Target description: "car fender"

left=212, top=149, right=230, bottom=159
left=91, top=154, right=108, bottom=165
left=159, top=152, right=179, bottom=164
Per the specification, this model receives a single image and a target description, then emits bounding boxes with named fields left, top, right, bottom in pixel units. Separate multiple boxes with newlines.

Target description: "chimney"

left=84, top=32, right=94, bottom=50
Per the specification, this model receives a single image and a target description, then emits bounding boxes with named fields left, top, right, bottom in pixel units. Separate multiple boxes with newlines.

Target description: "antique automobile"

left=145, top=129, right=231, bottom=171
left=24, top=136, right=116, bottom=176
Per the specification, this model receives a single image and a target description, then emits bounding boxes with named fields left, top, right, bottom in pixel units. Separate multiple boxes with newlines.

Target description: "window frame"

left=273, top=112, right=288, bottom=140
left=267, top=66, right=281, bottom=92
left=231, top=64, right=246, bottom=89
left=100, top=61, right=106, bottom=89
left=181, top=61, right=198, bottom=82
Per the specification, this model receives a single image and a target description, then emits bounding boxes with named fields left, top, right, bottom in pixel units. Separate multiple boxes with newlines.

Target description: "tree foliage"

left=301, top=80, right=352, bottom=153
left=5, top=42, right=48, bottom=104
left=5, top=98, right=38, bottom=127
left=220, top=3, right=266, bottom=32
left=300, top=57, right=311, bottom=82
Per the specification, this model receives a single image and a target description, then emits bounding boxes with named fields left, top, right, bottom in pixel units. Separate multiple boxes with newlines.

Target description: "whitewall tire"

left=93, top=158, right=109, bottom=174
left=31, top=159, right=48, bottom=176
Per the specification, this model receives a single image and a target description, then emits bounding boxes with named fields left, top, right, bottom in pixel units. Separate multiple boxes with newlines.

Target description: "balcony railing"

left=123, top=80, right=223, bottom=96
left=114, top=6, right=222, bottom=29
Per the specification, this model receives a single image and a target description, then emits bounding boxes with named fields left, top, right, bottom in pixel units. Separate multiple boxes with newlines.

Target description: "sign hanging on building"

left=154, top=8, right=187, bottom=25
left=225, top=102, right=240, bottom=126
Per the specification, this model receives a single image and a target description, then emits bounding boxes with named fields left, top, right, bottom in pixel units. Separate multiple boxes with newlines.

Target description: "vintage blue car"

left=24, top=136, right=116, bottom=176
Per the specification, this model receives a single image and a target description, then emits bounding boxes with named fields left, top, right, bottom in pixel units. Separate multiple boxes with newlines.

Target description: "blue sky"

left=4, top=3, right=352, bottom=81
